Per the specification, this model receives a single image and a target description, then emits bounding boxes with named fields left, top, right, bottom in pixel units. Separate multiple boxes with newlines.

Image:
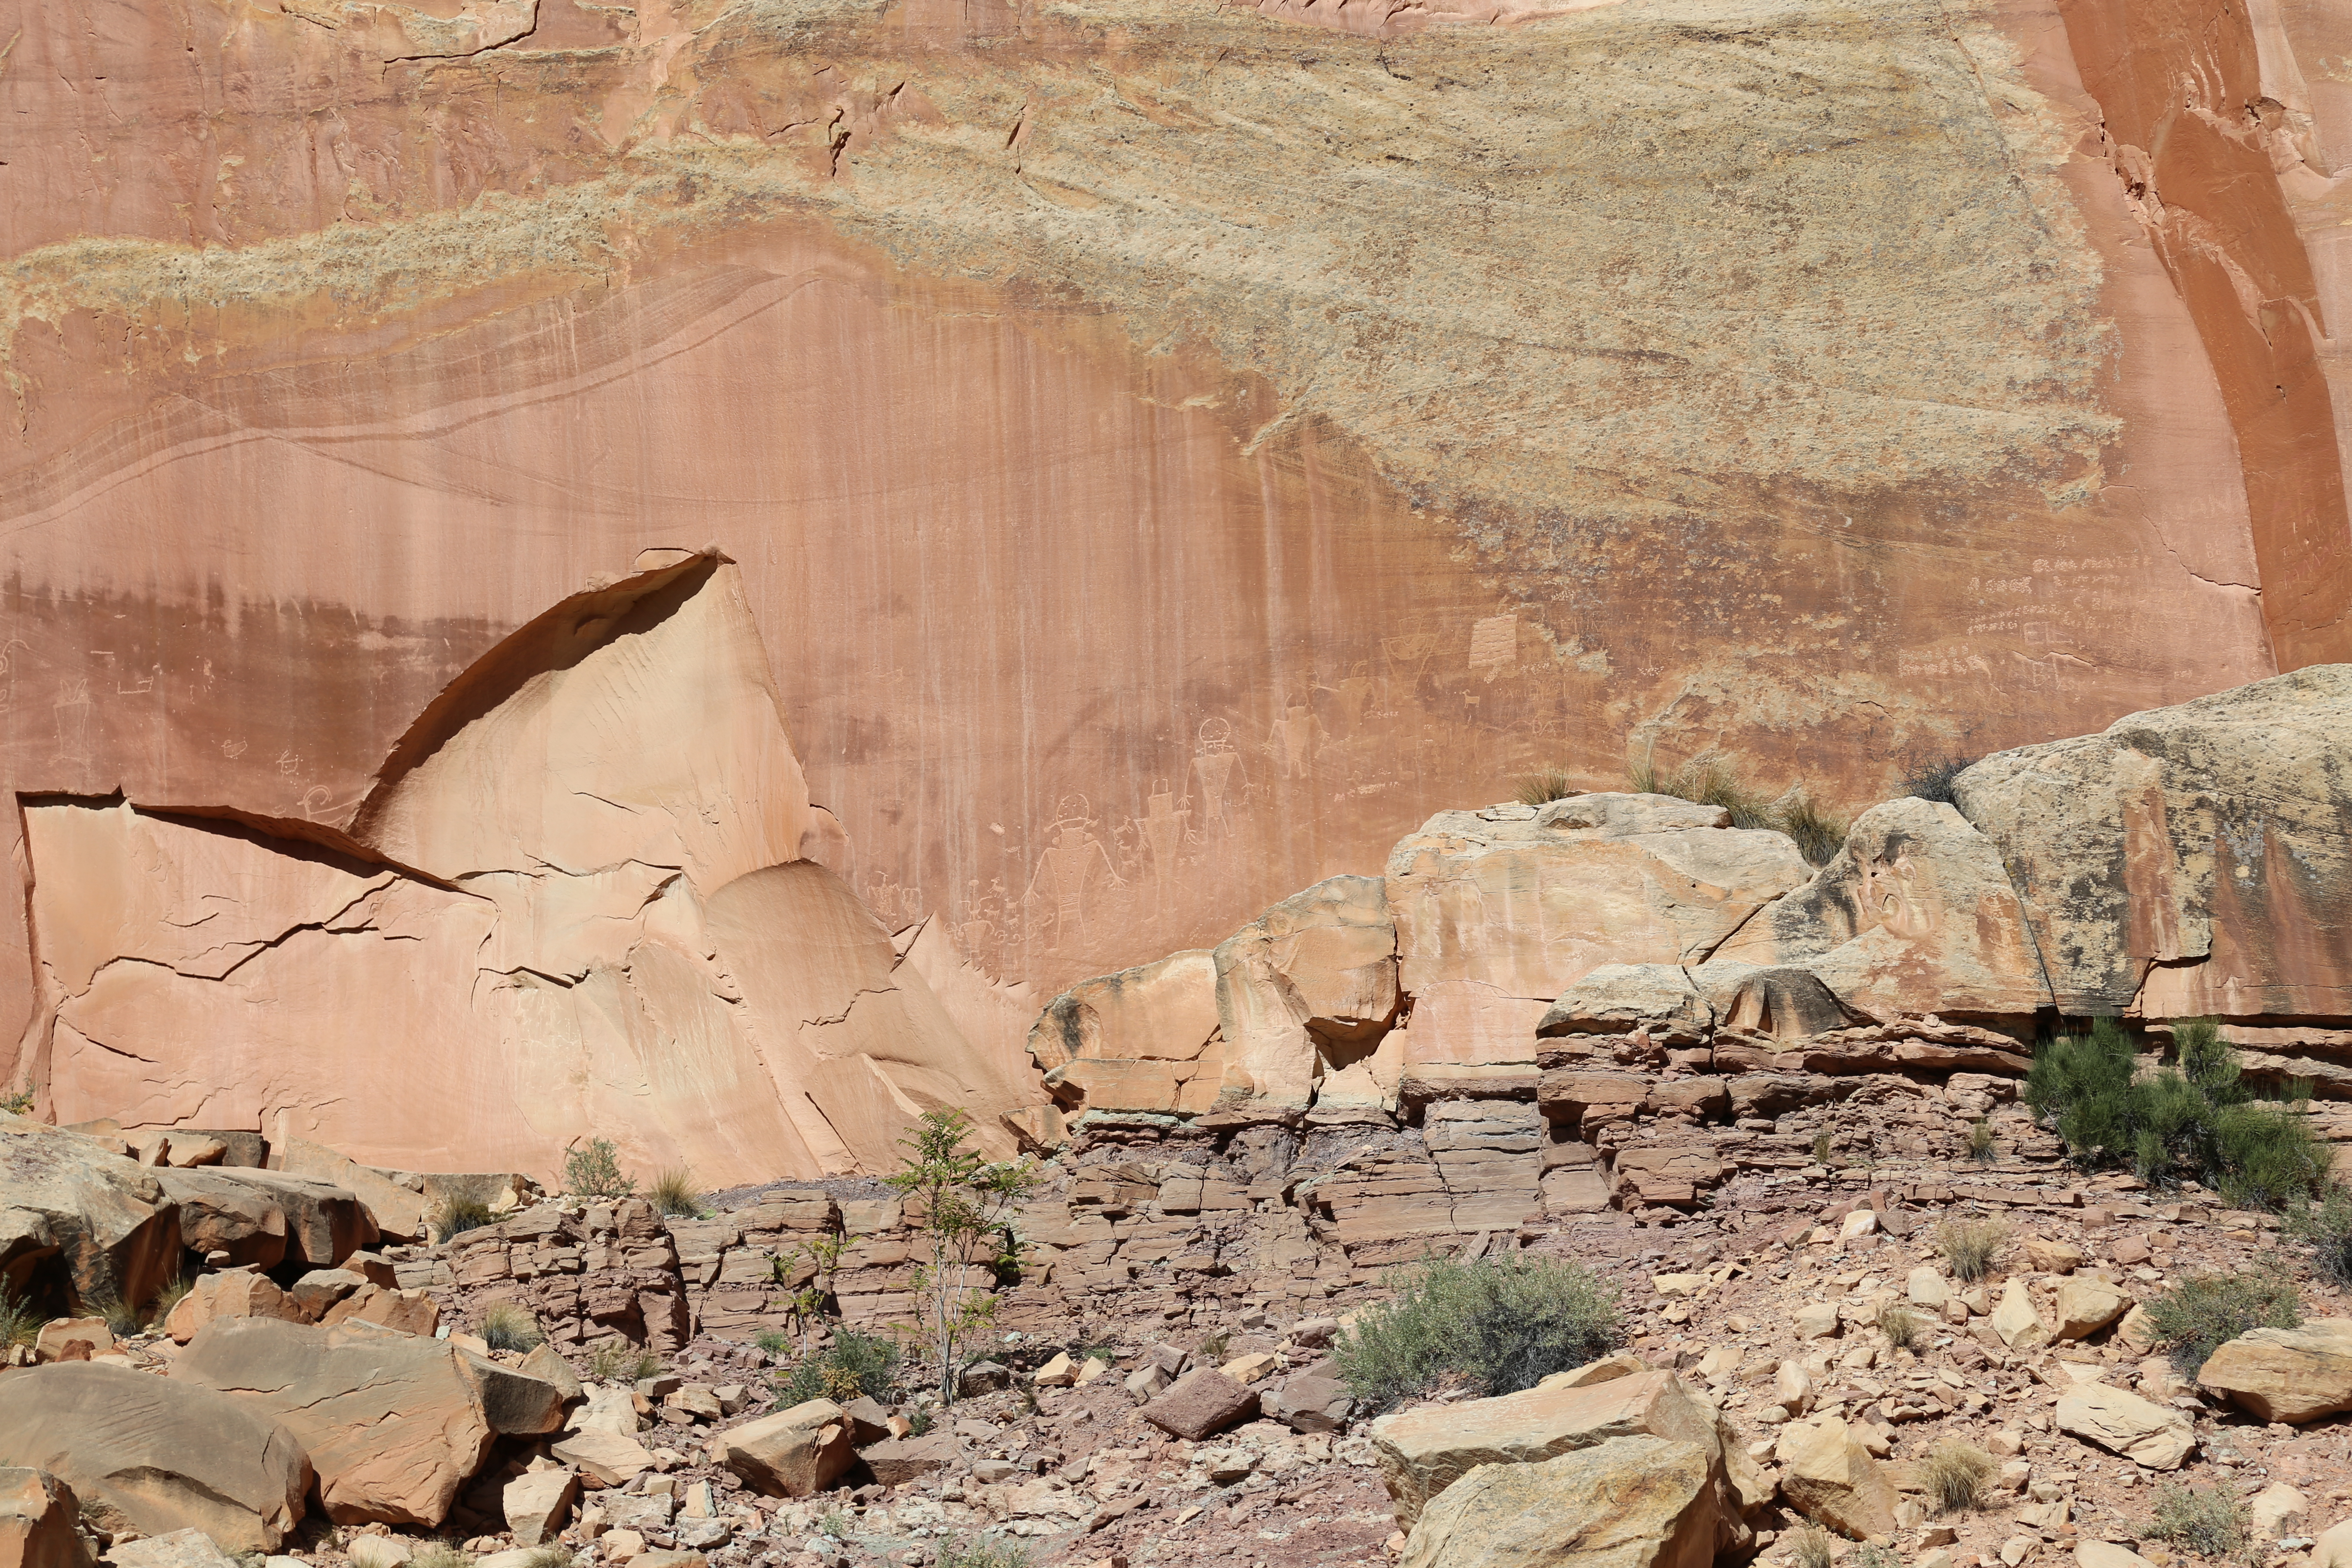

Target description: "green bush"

left=2025, top=1019, right=2327, bottom=1207
left=0, top=1280, right=39, bottom=1348
left=1775, top=794, right=1848, bottom=869
left=2145, top=1268, right=2301, bottom=1375
left=564, top=1137, right=636, bottom=1199
left=0, top=1083, right=32, bottom=1115
left=778, top=1328, right=901, bottom=1405
left=939, top=1539, right=1029, bottom=1568
left=2286, top=1184, right=2352, bottom=1287
left=1333, top=1253, right=1623, bottom=1415
left=2144, top=1483, right=2252, bottom=1563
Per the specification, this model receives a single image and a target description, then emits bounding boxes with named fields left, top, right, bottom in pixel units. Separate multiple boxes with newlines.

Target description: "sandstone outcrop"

left=0, top=1363, right=311, bottom=1550
left=1954, top=667, right=2352, bottom=1022
left=15, top=559, right=1042, bottom=1183
left=153, top=1167, right=376, bottom=1273
left=1213, top=877, right=1399, bottom=1112
left=1395, top=1435, right=1718, bottom=1568
left=0, top=1120, right=181, bottom=1320
left=172, top=1317, right=501, bottom=1526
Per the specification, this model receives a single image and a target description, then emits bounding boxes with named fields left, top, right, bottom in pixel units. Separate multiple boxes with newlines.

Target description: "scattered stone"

left=1141, top=1370, right=1259, bottom=1442
left=715, top=1400, right=854, bottom=1498
left=31, top=1320, right=112, bottom=1365
left=2054, top=1279, right=2131, bottom=1341
left=1990, top=1279, right=2051, bottom=1350
left=1774, top=1415, right=1899, bottom=1539
left=503, top=1467, right=579, bottom=1546
left=1395, top=1435, right=1715, bottom=1568
left=2251, top=1483, right=2308, bottom=1540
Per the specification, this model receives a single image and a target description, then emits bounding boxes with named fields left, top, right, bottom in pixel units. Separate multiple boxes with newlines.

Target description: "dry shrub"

left=1920, top=1441, right=1994, bottom=1514
left=1936, top=1219, right=2008, bottom=1284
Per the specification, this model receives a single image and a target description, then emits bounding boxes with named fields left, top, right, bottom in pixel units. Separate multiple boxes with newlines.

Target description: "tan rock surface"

left=0, top=1468, right=94, bottom=1568
left=2055, top=1382, right=2196, bottom=1469
left=0, top=1364, right=311, bottom=1550
left=1395, top=1435, right=1717, bottom=1568
left=1954, top=668, right=2352, bottom=1020
left=1213, top=876, right=1398, bottom=1112
left=715, top=1400, right=855, bottom=1498
left=154, top=1169, right=376, bottom=1272
left=0, top=1118, right=182, bottom=1320
left=2197, top=1321, right=2352, bottom=1424
left=20, top=560, right=1038, bottom=1181
left=1369, top=1368, right=1725, bottom=1525
left=1774, top=1415, right=1901, bottom=1540
left=164, top=1271, right=312, bottom=1345
left=1387, top=799, right=1811, bottom=1074
left=1033, top=951, right=1224, bottom=1116
left=171, top=1317, right=496, bottom=1525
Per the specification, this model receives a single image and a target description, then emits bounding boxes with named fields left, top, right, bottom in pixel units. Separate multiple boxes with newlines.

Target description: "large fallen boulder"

left=156, top=1167, right=375, bottom=1271
left=1141, top=1368, right=1260, bottom=1441
left=171, top=1317, right=495, bottom=1525
left=715, top=1400, right=854, bottom=1498
left=1396, top=1434, right=1716, bottom=1568
left=270, top=1139, right=428, bottom=1243
left=2196, top=1321, right=2352, bottom=1424
left=0, top=1363, right=310, bottom=1550
left=1213, top=875, right=1400, bottom=1110
left=1367, top=1369, right=1729, bottom=1528
left=0, top=1118, right=182, bottom=1318
left=0, top=1468, right=96, bottom=1568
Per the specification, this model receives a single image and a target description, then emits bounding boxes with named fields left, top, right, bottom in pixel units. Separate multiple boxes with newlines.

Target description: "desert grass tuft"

left=650, top=1165, right=704, bottom=1219
left=1513, top=770, right=1576, bottom=806
left=1966, top=1117, right=1998, bottom=1164
left=480, top=1300, right=544, bottom=1353
left=1935, top=1218, right=2008, bottom=1284
left=430, top=1194, right=495, bottom=1243
left=1790, top=1527, right=1834, bottom=1568
left=2144, top=1483, right=2253, bottom=1563
left=410, top=1545, right=471, bottom=1568
left=1875, top=1302, right=1926, bottom=1352
left=1920, top=1440, right=1995, bottom=1514
left=589, top=1341, right=663, bottom=1383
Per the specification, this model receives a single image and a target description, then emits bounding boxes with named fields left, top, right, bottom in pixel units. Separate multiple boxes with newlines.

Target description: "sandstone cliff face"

left=13, top=556, right=1041, bottom=1182
left=0, top=0, right=2347, bottom=1053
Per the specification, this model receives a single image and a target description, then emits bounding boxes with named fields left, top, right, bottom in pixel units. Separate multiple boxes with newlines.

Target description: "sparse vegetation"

left=1966, top=1118, right=1997, bottom=1164
left=1789, top=1526, right=1834, bottom=1568
left=939, top=1539, right=1031, bottom=1568
left=563, top=1137, right=636, bottom=1199
left=430, top=1194, right=495, bottom=1243
left=1194, top=1331, right=1230, bottom=1366
left=1936, top=1218, right=2008, bottom=1284
left=0, top=1280, right=39, bottom=1347
left=754, top=1328, right=793, bottom=1356
left=1899, top=753, right=1975, bottom=805
left=410, top=1545, right=469, bottom=1568
left=884, top=1107, right=1043, bottom=1405
left=589, top=1342, right=663, bottom=1383
left=818, top=1510, right=853, bottom=1541
left=480, top=1301, right=544, bottom=1353
left=651, top=1165, right=705, bottom=1219
left=147, top=1273, right=192, bottom=1328
left=1810, top=1129, right=1834, bottom=1166
left=1875, top=1302, right=1926, bottom=1352
left=2286, top=1183, right=2352, bottom=1287
left=1513, top=770, right=1575, bottom=807
left=1627, top=754, right=1846, bottom=865
left=517, top=1549, right=574, bottom=1568
left=1920, top=1440, right=1995, bottom=1514
left=2026, top=1018, right=2328, bottom=1207
left=1333, top=1253, right=1623, bottom=1415
left=1775, top=793, right=1849, bottom=869
left=907, top=1406, right=936, bottom=1436
left=92, top=1289, right=139, bottom=1338
left=2145, top=1267, right=2302, bottom=1375
left=778, top=1328, right=900, bottom=1405
left=2144, top=1483, right=2254, bottom=1563
left=0, top=1081, right=32, bottom=1115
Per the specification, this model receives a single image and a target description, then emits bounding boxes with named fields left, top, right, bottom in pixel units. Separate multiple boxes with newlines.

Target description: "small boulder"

left=2054, top=1382, right=2194, bottom=1469
left=1793, top=1304, right=1840, bottom=1340
left=0, top=1467, right=96, bottom=1568
left=857, top=1433, right=961, bottom=1486
left=1774, top=1415, right=1899, bottom=1540
left=1906, top=1268, right=1949, bottom=1310
left=519, top=1344, right=584, bottom=1405
left=1773, top=1361, right=1813, bottom=1416
left=2023, top=1236, right=2085, bottom=1274
left=956, top=1362, right=1008, bottom=1398
left=503, top=1468, right=579, bottom=1546
left=548, top=1429, right=653, bottom=1488
left=1396, top=1435, right=1715, bottom=1568
left=1989, top=1279, right=2051, bottom=1350
left=31, top=1320, right=113, bottom=1365
left=1536, top=1352, right=1647, bottom=1390
left=2076, top=1544, right=2160, bottom=1568
left=1220, top=1352, right=1280, bottom=1385
left=1031, top=1353, right=1076, bottom=1388
left=836, top=1397, right=891, bottom=1446
left=2251, top=1482, right=2307, bottom=1540
left=715, top=1400, right=854, bottom=1498
left=2054, top=1279, right=2131, bottom=1341
left=2196, top=1321, right=2352, bottom=1424
left=1122, top=1363, right=1172, bottom=1401
left=344, top=1538, right=411, bottom=1568
left=1262, top=1369, right=1355, bottom=1434
left=1141, top=1369, right=1259, bottom=1442
left=317, top=1284, right=438, bottom=1337
left=164, top=1272, right=309, bottom=1345
left=287, top=1270, right=366, bottom=1320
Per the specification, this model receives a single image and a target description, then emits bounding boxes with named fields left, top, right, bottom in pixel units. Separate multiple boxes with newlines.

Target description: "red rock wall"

left=0, top=0, right=2346, bottom=1079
